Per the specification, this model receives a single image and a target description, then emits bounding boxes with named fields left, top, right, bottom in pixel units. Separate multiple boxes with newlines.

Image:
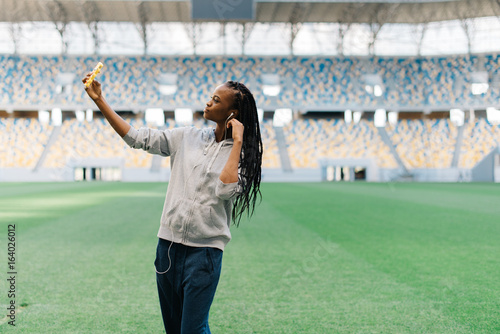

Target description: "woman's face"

left=203, top=84, right=237, bottom=123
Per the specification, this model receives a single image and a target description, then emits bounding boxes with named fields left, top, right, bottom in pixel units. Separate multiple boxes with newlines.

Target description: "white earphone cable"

left=224, top=113, right=234, bottom=142
left=155, top=239, right=174, bottom=275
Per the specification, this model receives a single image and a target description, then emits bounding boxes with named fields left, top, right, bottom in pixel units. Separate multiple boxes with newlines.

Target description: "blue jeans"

left=155, top=238, right=223, bottom=334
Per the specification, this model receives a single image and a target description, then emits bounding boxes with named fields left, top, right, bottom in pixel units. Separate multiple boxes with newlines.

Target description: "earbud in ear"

left=226, top=112, right=234, bottom=121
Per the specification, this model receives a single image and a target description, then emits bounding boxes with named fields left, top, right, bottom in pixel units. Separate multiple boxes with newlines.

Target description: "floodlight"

left=86, top=109, right=93, bottom=122
left=353, top=111, right=362, bottom=124
left=262, top=74, right=280, bottom=97
left=345, top=110, right=352, bottom=124
left=174, top=108, right=193, bottom=126
left=388, top=111, right=398, bottom=126
left=471, top=71, right=489, bottom=95
left=374, top=109, right=387, bottom=127
left=364, top=74, right=384, bottom=97
left=75, top=110, right=85, bottom=122
left=486, top=107, right=500, bottom=124
left=159, top=73, right=178, bottom=96
left=257, top=108, right=264, bottom=123
left=450, top=109, right=464, bottom=127
left=263, top=85, right=280, bottom=96
left=52, top=108, right=62, bottom=126
left=146, top=108, right=165, bottom=126
left=39, top=110, right=50, bottom=124
left=272, top=108, right=292, bottom=127
left=472, top=83, right=489, bottom=95
left=56, top=72, right=75, bottom=95
left=373, top=85, right=383, bottom=97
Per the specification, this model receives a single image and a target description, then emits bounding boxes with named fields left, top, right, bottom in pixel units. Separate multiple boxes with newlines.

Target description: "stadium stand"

left=283, top=119, right=398, bottom=169
left=386, top=119, right=458, bottom=169
left=2, top=54, right=500, bottom=176
left=0, top=118, right=53, bottom=168
left=4, top=114, right=492, bottom=172
left=41, top=117, right=175, bottom=169
left=1, top=54, right=500, bottom=110
left=260, top=119, right=281, bottom=169
left=30, top=116, right=280, bottom=170
left=459, top=118, right=500, bottom=168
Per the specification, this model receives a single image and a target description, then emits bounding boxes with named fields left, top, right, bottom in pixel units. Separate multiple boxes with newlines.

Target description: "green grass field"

left=0, top=182, right=499, bottom=333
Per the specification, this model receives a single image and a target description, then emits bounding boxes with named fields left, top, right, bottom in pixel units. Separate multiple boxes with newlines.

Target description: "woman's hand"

left=227, top=118, right=244, bottom=143
left=82, top=73, right=102, bottom=101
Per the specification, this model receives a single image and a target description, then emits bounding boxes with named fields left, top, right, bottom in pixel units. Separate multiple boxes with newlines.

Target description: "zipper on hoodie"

left=182, top=130, right=225, bottom=242
left=203, top=128, right=215, bottom=155
left=206, top=141, right=225, bottom=173
left=204, top=129, right=232, bottom=173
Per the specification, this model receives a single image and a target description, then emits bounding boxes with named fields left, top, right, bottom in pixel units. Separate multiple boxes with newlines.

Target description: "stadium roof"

left=1, top=0, right=499, bottom=25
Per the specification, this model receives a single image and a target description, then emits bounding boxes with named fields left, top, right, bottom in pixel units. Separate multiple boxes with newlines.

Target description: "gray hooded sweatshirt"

left=123, top=126, right=242, bottom=251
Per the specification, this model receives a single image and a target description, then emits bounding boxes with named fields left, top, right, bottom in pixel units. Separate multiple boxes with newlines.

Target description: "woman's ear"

left=226, top=110, right=237, bottom=121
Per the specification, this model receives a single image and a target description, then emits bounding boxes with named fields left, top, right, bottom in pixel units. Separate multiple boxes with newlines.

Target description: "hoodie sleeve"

left=215, top=178, right=243, bottom=200
left=122, top=126, right=185, bottom=157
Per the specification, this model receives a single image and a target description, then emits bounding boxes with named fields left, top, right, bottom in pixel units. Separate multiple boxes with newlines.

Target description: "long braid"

left=225, top=80, right=263, bottom=225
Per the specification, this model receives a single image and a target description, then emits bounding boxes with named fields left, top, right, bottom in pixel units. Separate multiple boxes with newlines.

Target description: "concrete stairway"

left=451, top=125, right=465, bottom=167
left=33, top=126, right=62, bottom=171
left=273, top=126, right=293, bottom=172
left=376, top=127, right=412, bottom=179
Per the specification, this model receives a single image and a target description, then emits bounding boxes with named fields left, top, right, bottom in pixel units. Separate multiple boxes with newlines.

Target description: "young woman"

left=83, top=73, right=262, bottom=333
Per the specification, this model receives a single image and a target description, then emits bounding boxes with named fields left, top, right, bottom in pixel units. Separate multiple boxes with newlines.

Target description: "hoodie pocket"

left=164, top=198, right=188, bottom=231
left=186, top=202, right=226, bottom=240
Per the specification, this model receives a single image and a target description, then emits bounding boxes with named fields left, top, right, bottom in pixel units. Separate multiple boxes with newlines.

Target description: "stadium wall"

left=471, top=147, right=500, bottom=182
left=0, top=167, right=483, bottom=183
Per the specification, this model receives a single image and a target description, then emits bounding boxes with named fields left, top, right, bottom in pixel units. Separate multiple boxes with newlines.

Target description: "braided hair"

left=225, top=80, right=263, bottom=226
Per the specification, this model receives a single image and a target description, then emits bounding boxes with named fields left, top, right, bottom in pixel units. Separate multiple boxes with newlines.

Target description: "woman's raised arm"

left=82, top=73, right=131, bottom=137
left=219, top=118, right=243, bottom=184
